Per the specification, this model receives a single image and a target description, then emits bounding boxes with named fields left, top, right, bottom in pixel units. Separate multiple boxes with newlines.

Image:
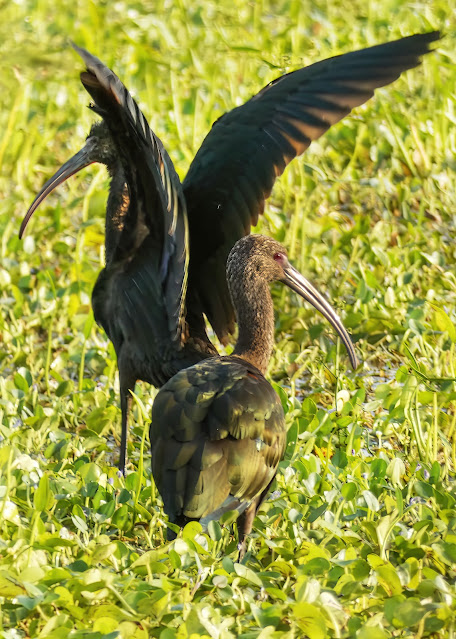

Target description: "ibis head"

left=20, top=122, right=115, bottom=239
left=227, top=235, right=358, bottom=372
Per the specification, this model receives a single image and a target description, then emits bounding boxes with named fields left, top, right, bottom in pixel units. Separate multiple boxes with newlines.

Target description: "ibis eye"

left=273, top=252, right=286, bottom=265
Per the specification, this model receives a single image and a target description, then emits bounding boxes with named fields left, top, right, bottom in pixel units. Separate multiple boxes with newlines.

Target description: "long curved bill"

left=282, top=263, right=358, bottom=369
left=19, top=137, right=98, bottom=238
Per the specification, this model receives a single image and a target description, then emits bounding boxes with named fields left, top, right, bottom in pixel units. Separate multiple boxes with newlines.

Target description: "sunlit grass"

left=0, top=0, right=455, bottom=637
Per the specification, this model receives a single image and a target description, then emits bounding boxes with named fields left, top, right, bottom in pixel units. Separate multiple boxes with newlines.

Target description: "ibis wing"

left=92, top=236, right=184, bottom=388
left=150, top=358, right=286, bottom=524
left=183, top=31, right=440, bottom=341
left=73, top=44, right=188, bottom=344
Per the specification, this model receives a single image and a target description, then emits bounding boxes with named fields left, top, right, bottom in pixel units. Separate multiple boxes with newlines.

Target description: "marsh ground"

left=0, top=1, right=455, bottom=637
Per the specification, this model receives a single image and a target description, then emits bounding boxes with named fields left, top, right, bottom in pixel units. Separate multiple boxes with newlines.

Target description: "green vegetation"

left=1, top=1, right=455, bottom=637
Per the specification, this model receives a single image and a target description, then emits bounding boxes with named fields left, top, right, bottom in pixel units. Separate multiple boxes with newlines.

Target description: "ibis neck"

left=232, top=277, right=275, bottom=375
left=104, top=162, right=130, bottom=263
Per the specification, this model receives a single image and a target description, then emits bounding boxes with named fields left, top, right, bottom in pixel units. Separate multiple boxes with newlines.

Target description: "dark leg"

left=236, top=499, right=259, bottom=561
left=118, top=368, right=136, bottom=474
left=236, top=479, right=276, bottom=561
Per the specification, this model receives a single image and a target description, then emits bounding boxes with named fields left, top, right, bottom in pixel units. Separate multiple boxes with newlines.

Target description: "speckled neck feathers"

left=227, top=237, right=278, bottom=374
left=104, top=160, right=130, bottom=263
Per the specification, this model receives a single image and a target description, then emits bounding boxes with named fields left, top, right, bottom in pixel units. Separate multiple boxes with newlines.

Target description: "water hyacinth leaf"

left=0, top=574, right=24, bottom=598
left=271, top=381, right=289, bottom=411
left=78, top=462, right=102, bottom=483
left=301, top=397, right=317, bottom=419
left=384, top=596, right=426, bottom=628
left=341, top=482, right=357, bottom=500
left=331, top=450, right=348, bottom=469
left=133, top=502, right=152, bottom=521
left=429, top=461, right=440, bottom=484
left=252, top=602, right=284, bottom=628
left=96, top=500, right=116, bottom=521
left=167, top=550, right=180, bottom=569
left=86, top=406, right=118, bottom=434
left=182, top=521, right=203, bottom=540
left=430, top=304, right=456, bottom=342
left=432, top=542, right=456, bottom=565
left=234, top=563, right=263, bottom=587
left=208, top=520, right=222, bottom=541
left=374, top=562, right=402, bottom=596
left=83, top=482, right=100, bottom=499
left=117, top=489, right=131, bottom=504
left=292, top=602, right=327, bottom=639
left=111, top=505, right=130, bottom=530
left=307, top=503, right=327, bottom=523
left=352, top=559, right=370, bottom=581
left=222, top=557, right=235, bottom=574
left=38, top=534, right=75, bottom=550
left=299, top=557, right=331, bottom=576
left=71, top=515, right=88, bottom=534
left=14, top=371, right=31, bottom=392
left=34, top=473, right=52, bottom=511
left=376, top=513, right=399, bottom=555
left=414, top=481, right=434, bottom=499
left=288, top=508, right=302, bottom=523
left=71, top=504, right=88, bottom=534
left=356, top=627, right=389, bottom=639
left=212, top=575, right=228, bottom=588
left=362, top=491, right=380, bottom=512
left=125, top=472, right=139, bottom=491
left=219, top=509, right=240, bottom=526
left=56, top=380, right=73, bottom=397
left=265, top=587, right=288, bottom=602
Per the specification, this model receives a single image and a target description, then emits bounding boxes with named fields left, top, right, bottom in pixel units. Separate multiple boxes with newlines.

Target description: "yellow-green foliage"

left=0, top=1, right=455, bottom=637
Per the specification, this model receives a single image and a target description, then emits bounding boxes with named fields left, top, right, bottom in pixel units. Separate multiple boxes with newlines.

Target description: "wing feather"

left=73, top=44, right=188, bottom=344
left=183, top=31, right=440, bottom=341
left=150, top=357, right=287, bottom=524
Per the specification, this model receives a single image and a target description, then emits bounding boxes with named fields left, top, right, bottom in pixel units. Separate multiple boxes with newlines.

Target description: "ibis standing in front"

left=151, top=234, right=358, bottom=557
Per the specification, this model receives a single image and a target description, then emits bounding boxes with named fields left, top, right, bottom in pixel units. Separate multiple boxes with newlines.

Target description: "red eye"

left=273, top=252, right=286, bottom=265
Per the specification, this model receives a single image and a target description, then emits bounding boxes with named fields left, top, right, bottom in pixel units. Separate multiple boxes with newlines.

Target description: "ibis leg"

left=237, top=479, right=276, bottom=560
left=118, top=370, right=136, bottom=474
left=237, top=499, right=260, bottom=561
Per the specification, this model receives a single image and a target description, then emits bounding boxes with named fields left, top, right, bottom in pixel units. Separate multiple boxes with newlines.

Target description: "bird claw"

left=237, top=540, right=247, bottom=562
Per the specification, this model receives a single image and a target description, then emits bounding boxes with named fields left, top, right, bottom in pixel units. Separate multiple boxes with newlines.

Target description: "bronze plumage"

left=20, top=33, right=440, bottom=470
left=152, top=235, right=353, bottom=555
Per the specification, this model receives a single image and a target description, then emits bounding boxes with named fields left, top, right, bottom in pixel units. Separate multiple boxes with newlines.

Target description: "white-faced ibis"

left=150, top=234, right=355, bottom=556
left=20, top=33, right=439, bottom=471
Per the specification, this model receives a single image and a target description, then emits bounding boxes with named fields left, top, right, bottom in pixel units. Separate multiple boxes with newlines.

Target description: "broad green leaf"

left=292, top=602, right=327, bottom=639
left=356, top=627, right=388, bottom=639
left=431, top=305, right=456, bottom=342
left=182, top=521, right=203, bottom=540
left=78, top=462, right=102, bottom=483
left=208, top=520, right=222, bottom=541
left=0, top=574, right=24, bottom=597
left=34, top=473, right=52, bottom=511
left=234, top=563, right=263, bottom=587
left=375, top=563, right=403, bottom=596
left=341, top=482, right=357, bottom=500
left=362, top=490, right=380, bottom=512
left=385, top=596, right=425, bottom=628
left=112, top=505, right=129, bottom=531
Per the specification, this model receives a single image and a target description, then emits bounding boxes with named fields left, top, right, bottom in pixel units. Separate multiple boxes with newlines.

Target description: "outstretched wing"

left=73, top=44, right=188, bottom=344
left=183, top=31, right=440, bottom=341
left=150, top=357, right=286, bottom=525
